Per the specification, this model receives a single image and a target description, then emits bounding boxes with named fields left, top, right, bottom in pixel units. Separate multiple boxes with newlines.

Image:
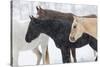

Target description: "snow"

left=18, top=38, right=96, bottom=65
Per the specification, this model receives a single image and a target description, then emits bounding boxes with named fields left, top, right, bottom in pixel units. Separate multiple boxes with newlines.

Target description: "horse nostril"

left=70, top=37, right=75, bottom=41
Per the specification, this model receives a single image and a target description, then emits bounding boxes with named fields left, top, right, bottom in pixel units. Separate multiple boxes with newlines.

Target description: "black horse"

left=25, top=16, right=97, bottom=63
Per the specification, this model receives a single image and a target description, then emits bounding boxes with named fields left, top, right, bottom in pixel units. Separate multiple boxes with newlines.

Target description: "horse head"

left=69, top=16, right=84, bottom=42
left=25, top=16, right=41, bottom=43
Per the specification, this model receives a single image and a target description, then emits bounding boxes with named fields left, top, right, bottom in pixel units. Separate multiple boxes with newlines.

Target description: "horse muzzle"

left=69, top=36, right=76, bottom=43
left=25, top=37, right=32, bottom=43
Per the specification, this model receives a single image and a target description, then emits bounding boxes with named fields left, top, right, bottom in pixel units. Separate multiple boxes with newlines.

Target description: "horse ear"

left=36, top=6, right=45, bottom=15
left=31, top=16, right=34, bottom=18
left=36, top=6, right=39, bottom=10
left=29, top=16, right=32, bottom=20
left=36, top=6, right=42, bottom=10
left=74, top=16, right=82, bottom=23
left=39, top=6, right=42, bottom=10
left=29, top=16, right=36, bottom=20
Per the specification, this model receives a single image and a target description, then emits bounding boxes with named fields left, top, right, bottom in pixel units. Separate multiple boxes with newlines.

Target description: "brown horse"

left=36, top=6, right=74, bottom=22
left=36, top=6, right=76, bottom=62
left=69, top=16, right=97, bottom=43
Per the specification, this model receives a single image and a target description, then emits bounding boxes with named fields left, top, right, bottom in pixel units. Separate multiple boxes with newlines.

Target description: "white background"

left=13, top=1, right=97, bottom=65
left=0, top=0, right=100, bottom=67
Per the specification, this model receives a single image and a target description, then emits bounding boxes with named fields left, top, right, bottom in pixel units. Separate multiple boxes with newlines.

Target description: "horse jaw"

left=75, top=23, right=85, bottom=42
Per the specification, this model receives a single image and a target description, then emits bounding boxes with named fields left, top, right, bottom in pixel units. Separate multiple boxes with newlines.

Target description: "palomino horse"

left=11, top=19, right=49, bottom=67
left=69, top=16, right=97, bottom=61
left=69, top=16, right=97, bottom=43
left=25, top=16, right=97, bottom=64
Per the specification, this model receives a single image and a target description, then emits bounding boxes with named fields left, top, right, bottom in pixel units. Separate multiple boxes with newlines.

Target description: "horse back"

left=82, top=18, right=97, bottom=39
left=82, top=14, right=97, bottom=18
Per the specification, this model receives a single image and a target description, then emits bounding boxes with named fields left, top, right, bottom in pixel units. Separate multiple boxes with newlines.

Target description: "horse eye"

left=73, top=25, right=76, bottom=28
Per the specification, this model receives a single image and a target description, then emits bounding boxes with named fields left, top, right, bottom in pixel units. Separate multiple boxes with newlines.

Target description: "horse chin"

left=25, top=38, right=32, bottom=43
left=26, top=40, right=32, bottom=43
left=69, top=37, right=77, bottom=43
left=70, top=40, right=76, bottom=43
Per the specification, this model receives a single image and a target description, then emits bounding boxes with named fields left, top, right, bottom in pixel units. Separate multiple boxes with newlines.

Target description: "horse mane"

left=39, top=8, right=97, bottom=18
left=37, top=8, right=75, bottom=22
left=81, top=14, right=97, bottom=18
left=43, top=9, right=75, bottom=16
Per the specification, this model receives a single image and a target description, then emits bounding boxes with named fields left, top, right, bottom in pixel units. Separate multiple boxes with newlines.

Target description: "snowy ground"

left=18, top=37, right=96, bottom=66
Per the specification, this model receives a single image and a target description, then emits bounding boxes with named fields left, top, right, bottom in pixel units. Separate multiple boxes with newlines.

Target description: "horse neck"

left=39, top=22, right=55, bottom=38
left=42, top=30, right=56, bottom=41
left=81, top=18, right=97, bottom=39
